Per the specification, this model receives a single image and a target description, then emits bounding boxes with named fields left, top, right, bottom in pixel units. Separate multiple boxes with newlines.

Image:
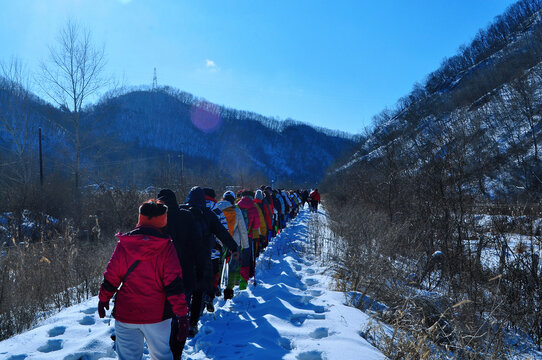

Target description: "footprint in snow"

left=7, top=355, right=27, bottom=360
left=310, top=290, right=323, bottom=297
left=47, top=326, right=66, bottom=337
left=277, top=337, right=293, bottom=350
left=79, top=315, right=95, bottom=325
left=290, top=313, right=326, bottom=326
left=309, top=327, right=329, bottom=339
left=37, top=339, right=63, bottom=353
left=305, top=278, right=318, bottom=286
left=313, top=305, right=327, bottom=314
left=81, top=307, right=97, bottom=314
left=201, top=325, right=214, bottom=335
left=306, top=269, right=316, bottom=275
left=297, top=350, right=324, bottom=360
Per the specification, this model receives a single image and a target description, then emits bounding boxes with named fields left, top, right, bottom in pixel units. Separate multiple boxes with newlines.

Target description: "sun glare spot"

left=190, top=101, right=222, bottom=133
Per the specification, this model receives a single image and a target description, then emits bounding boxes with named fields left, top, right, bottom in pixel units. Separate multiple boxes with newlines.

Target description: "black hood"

left=157, top=188, right=178, bottom=209
left=186, top=186, right=206, bottom=208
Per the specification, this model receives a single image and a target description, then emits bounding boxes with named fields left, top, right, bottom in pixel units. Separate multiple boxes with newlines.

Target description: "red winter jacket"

left=99, top=226, right=188, bottom=324
left=237, top=197, right=260, bottom=239
left=309, top=190, right=321, bottom=203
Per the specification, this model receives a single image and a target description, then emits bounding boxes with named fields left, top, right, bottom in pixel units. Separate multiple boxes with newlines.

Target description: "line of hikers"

left=97, top=185, right=320, bottom=360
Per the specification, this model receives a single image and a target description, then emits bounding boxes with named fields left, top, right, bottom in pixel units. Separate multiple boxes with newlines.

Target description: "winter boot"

left=188, top=325, right=199, bottom=338
left=206, top=301, right=215, bottom=313
left=224, top=288, right=234, bottom=300
left=239, top=278, right=248, bottom=290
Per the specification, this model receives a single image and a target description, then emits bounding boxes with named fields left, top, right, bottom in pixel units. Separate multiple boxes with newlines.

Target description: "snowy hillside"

left=333, top=1, right=542, bottom=199
left=0, top=208, right=385, bottom=360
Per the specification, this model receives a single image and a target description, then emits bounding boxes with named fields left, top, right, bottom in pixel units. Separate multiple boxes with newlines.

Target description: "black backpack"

left=180, top=204, right=213, bottom=291
left=179, top=205, right=209, bottom=240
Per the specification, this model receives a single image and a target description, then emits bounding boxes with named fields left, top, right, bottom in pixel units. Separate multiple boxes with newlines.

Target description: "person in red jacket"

left=98, top=199, right=189, bottom=360
left=254, top=189, right=271, bottom=255
left=309, top=188, right=321, bottom=212
left=236, top=190, right=260, bottom=289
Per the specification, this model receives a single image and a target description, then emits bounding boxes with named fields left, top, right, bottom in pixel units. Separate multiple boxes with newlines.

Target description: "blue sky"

left=0, top=0, right=516, bottom=134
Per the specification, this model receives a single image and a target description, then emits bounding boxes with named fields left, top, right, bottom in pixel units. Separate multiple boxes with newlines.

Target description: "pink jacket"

left=237, top=197, right=261, bottom=239
left=99, top=226, right=188, bottom=324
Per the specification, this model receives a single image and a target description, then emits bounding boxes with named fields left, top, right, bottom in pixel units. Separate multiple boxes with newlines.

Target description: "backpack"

left=222, top=207, right=237, bottom=237
left=180, top=205, right=210, bottom=241
left=180, top=204, right=214, bottom=291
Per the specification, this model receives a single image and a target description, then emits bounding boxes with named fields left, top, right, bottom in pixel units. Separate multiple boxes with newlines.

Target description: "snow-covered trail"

left=0, top=208, right=385, bottom=360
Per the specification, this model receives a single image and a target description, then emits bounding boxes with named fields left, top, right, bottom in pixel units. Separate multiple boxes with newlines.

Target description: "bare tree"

left=38, top=21, right=108, bottom=188
left=0, top=58, right=34, bottom=194
left=509, top=70, right=541, bottom=164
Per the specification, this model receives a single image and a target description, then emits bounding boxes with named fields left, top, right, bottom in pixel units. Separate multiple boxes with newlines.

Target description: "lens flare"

left=190, top=101, right=222, bottom=133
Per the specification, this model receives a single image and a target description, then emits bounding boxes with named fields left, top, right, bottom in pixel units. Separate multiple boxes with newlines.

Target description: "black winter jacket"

left=157, top=189, right=199, bottom=293
left=181, top=187, right=239, bottom=291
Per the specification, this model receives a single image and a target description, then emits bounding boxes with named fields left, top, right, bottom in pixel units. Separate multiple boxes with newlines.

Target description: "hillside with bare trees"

left=323, top=0, right=542, bottom=357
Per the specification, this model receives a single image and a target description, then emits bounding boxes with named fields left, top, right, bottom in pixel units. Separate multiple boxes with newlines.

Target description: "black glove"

left=176, top=315, right=190, bottom=342
left=98, top=300, right=109, bottom=318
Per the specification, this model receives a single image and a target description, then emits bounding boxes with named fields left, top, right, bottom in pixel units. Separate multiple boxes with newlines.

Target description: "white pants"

left=115, top=319, right=173, bottom=360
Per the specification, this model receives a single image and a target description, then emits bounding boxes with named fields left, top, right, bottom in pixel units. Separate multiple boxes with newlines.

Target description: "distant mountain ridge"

left=99, top=88, right=356, bottom=184
left=0, top=82, right=356, bottom=187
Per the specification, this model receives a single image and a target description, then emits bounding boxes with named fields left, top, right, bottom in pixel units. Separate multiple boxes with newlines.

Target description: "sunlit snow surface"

left=0, top=207, right=385, bottom=360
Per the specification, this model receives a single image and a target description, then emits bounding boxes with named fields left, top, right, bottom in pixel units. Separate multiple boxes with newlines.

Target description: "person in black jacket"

left=180, top=186, right=239, bottom=337
left=301, top=189, right=309, bottom=209
left=157, top=189, right=198, bottom=359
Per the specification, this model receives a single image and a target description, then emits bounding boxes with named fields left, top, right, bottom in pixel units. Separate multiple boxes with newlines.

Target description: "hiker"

left=301, top=189, right=309, bottom=209
left=97, top=199, right=189, bottom=360
left=156, top=189, right=199, bottom=359
left=261, top=187, right=274, bottom=247
left=273, top=189, right=285, bottom=231
left=215, top=191, right=250, bottom=299
left=236, top=189, right=260, bottom=289
left=309, top=188, right=321, bottom=212
left=254, top=189, right=270, bottom=257
left=181, top=186, right=239, bottom=336
left=203, top=187, right=228, bottom=312
left=288, top=190, right=299, bottom=219
left=280, top=189, right=293, bottom=223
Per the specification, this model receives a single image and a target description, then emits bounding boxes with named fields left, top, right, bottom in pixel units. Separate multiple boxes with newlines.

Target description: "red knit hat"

left=137, top=199, right=168, bottom=229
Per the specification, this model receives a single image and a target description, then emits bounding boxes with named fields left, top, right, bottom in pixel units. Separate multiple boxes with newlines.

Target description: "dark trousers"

left=170, top=317, right=184, bottom=360
left=170, top=290, right=192, bottom=360
left=190, top=290, right=204, bottom=328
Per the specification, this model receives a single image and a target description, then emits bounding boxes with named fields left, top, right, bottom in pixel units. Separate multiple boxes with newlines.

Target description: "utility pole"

left=179, top=151, right=184, bottom=186
left=39, top=127, right=43, bottom=186
left=152, top=67, right=158, bottom=91
left=167, top=153, right=171, bottom=181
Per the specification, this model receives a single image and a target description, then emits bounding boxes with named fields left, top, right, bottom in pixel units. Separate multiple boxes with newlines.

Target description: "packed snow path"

left=0, top=208, right=385, bottom=360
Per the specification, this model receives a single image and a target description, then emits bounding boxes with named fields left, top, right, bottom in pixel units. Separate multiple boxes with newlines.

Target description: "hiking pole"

left=219, top=249, right=229, bottom=291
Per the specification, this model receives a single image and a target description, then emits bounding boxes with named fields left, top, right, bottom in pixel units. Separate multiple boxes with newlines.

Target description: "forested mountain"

left=0, top=81, right=356, bottom=189
left=98, top=88, right=356, bottom=185
left=331, top=0, right=542, bottom=202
